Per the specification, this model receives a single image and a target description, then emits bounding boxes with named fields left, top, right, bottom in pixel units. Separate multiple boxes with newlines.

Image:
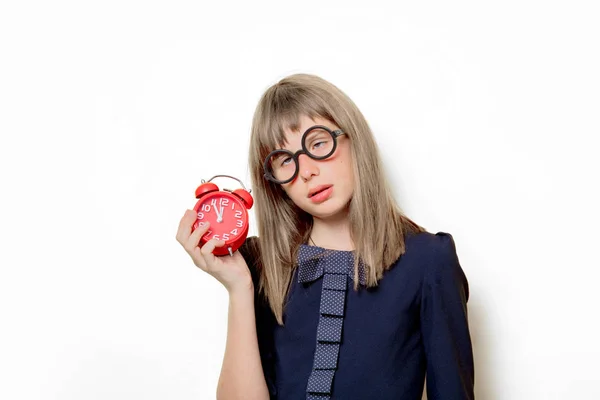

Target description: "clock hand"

left=214, top=204, right=222, bottom=223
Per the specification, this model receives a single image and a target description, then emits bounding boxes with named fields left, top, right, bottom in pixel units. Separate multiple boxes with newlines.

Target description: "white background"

left=1, top=1, right=599, bottom=399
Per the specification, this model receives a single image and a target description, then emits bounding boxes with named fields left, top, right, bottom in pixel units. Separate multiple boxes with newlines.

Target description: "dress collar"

left=296, top=244, right=367, bottom=285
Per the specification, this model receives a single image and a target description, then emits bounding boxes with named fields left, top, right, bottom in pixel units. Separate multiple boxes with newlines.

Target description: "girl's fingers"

left=199, top=238, right=226, bottom=270
left=176, top=209, right=226, bottom=273
left=187, top=223, right=220, bottom=271
left=186, top=220, right=211, bottom=252
left=175, top=209, right=197, bottom=244
left=188, top=224, right=213, bottom=271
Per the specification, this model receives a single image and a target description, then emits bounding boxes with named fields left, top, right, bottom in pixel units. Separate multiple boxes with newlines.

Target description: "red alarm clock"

left=191, top=175, right=254, bottom=257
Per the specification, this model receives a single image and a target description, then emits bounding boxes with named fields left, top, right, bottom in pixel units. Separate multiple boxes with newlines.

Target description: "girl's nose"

left=298, top=153, right=319, bottom=181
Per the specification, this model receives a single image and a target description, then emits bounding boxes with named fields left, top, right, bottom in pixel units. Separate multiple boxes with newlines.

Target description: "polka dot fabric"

left=297, top=244, right=367, bottom=399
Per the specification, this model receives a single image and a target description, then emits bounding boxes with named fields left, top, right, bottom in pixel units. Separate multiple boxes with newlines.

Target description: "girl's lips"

left=308, top=185, right=333, bottom=198
left=309, top=186, right=333, bottom=203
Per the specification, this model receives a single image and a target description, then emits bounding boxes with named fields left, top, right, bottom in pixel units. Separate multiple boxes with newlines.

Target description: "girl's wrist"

left=227, top=279, right=254, bottom=299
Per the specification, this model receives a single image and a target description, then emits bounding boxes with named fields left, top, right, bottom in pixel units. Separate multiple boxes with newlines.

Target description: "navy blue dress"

left=240, top=231, right=474, bottom=400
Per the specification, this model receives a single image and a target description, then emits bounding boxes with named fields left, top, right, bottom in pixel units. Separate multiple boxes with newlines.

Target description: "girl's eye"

left=312, top=141, right=326, bottom=149
left=280, top=157, right=292, bottom=167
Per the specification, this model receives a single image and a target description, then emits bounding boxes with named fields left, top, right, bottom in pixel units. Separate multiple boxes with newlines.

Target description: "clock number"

left=236, top=220, right=243, bottom=228
left=197, top=212, right=204, bottom=219
left=222, top=233, right=230, bottom=240
left=213, top=234, right=220, bottom=240
left=234, top=210, right=242, bottom=218
left=231, top=203, right=236, bottom=210
left=202, top=204, right=211, bottom=212
left=220, top=198, right=229, bottom=207
left=231, top=229, right=238, bottom=235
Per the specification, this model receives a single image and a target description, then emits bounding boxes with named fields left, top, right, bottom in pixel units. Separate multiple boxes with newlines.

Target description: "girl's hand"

left=176, top=209, right=253, bottom=294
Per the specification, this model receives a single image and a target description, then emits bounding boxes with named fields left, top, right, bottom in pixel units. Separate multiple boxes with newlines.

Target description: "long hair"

left=247, top=73, right=425, bottom=325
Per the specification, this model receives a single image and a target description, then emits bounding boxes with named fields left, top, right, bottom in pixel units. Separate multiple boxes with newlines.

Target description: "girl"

left=176, top=74, right=474, bottom=400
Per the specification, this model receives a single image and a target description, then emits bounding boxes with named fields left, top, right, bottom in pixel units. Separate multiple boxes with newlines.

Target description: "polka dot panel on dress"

left=297, top=257, right=321, bottom=282
left=320, top=289, right=346, bottom=316
left=307, top=369, right=336, bottom=394
left=296, top=244, right=360, bottom=400
left=316, top=315, right=344, bottom=343
left=322, top=274, right=347, bottom=291
left=307, top=393, right=331, bottom=400
left=313, top=342, right=340, bottom=369
left=296, top=244, right=367, bottom=286
left=323, top=252, right=352, bottom=274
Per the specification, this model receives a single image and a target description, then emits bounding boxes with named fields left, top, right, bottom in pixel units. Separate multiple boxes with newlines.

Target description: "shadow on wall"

left=469, top=293, right=497, bottom=399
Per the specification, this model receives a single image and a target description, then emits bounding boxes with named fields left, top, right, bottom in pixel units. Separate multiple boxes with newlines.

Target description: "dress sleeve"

left=420, top=232, right=475, bottom=400
left=238, top=236, right=278, bottom=399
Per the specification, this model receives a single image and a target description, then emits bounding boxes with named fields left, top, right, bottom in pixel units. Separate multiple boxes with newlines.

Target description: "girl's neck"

left=310, top=215, right=354, bottom=251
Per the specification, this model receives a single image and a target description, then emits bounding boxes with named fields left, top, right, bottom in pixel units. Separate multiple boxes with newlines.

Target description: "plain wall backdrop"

left=1, top=1, right=599, bottom=399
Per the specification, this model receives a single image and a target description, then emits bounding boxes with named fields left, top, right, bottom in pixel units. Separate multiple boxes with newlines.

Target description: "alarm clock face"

left=193, top=192, right=248, bottom=243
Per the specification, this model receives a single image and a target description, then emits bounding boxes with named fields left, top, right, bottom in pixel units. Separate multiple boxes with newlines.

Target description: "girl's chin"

left=309, top=202, right=350, bottom=221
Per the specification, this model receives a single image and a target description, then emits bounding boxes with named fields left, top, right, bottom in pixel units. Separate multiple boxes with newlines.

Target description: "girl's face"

left=279, top=115, right=354, bottom=221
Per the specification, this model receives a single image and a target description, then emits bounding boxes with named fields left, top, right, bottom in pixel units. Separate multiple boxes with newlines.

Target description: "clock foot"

left=228, top=247, right=233, bottom=257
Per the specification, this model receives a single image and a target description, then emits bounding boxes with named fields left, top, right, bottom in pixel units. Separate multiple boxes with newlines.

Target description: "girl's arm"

left=216, top=283, right=270, bottom=400
left=420, top=232, right=475, bottom=400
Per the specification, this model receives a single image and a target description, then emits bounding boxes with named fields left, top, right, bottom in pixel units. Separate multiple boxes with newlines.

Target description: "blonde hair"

left=247, top=73, right=425, bottom=325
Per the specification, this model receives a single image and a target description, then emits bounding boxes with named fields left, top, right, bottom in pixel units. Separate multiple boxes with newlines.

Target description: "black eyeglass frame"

left=263, top=125, right=346, bottom=184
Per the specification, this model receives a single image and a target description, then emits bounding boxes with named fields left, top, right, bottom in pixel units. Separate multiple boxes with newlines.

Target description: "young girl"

left=176, top=74, right=474, bottom=399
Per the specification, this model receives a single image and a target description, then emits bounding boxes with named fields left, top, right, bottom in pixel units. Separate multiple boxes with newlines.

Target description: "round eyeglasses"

left=263, top=125, right=346, bottom=184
